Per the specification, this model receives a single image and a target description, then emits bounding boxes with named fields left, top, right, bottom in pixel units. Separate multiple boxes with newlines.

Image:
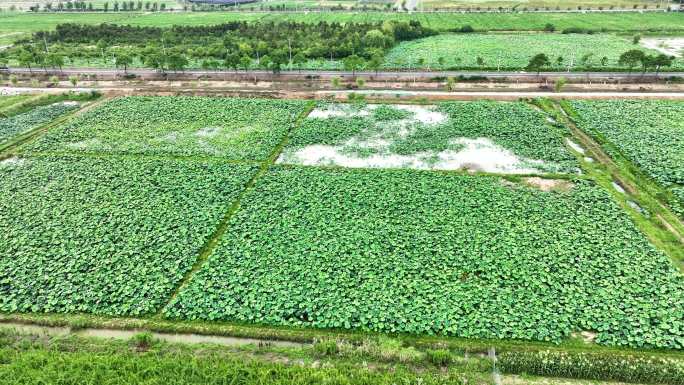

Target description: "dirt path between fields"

left=552, top=102, right=684, bottom=263
left=0, top=322, right=305, bottom=348
left=3, top=86, right=684, bottom=101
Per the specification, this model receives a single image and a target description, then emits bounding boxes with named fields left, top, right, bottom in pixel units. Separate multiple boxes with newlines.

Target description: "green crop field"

left=24, top=96, right=308, bottom=160
left=0, top=11, right=683, bottom=45
left=0, top=102, right=78, bottom=145
left=0, top=1, right=184, bottom=10
left=280, top=101, right=578, bottom=173
left=567, top=100, right=684, bottom=216
left=1, top=92, right=683, bottom=379
left=384, top=33, right=684, bottom=71
left=423, top=0, right=661, bottom=9
left=165, top=165, right=684, bottom=349
left=0, top=95, right=32, bottom=110
left=126, top=11, right=684, bottom=32
left=0, top=155, right=257, bottom=315
left=0, top=12, right=134, bottom=44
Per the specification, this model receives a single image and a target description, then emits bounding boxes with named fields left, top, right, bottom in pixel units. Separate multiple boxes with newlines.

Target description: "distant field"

left=4, top=0, right=663, bottom=10
left=0, top=11, right=683, bottom=45
left=127, top=11, right=684, bottom=31
left=383, top=33, right=684, bottom=70
left=423, top=0, right=668, bottom=9
left=0, top=12, right=133, bottom=44
left=0, top=1, right=184, bottom=10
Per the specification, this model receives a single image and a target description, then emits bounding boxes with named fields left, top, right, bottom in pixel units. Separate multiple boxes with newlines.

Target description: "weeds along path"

left=534, top=98, right=684, bottom=270
left=156, top=100, right=317, bottom=317
left=0, top=96, right=109, bottom=157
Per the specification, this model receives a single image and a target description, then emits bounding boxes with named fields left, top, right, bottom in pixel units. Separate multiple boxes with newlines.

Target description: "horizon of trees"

left=2, top=21, right=435, bottom=73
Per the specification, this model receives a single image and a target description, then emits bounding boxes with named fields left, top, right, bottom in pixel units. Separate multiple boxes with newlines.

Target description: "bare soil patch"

left=524, top=177, right=574, bottom=192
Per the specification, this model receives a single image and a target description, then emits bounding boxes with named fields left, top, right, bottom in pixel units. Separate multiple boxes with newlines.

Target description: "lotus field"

left=25, top=97, right=309, bottom=160
left=0, top=102, right=78, bottom=145
left=0, top=156, right=258, bottom=315
left=280, top=101, right=577, bottom=173
left=568, top=100, right=684, bottom=217
left=383, top=34, right=682, bottom=71
left=166, top=165, right=684, bottom=349
left=1, top=96, right=683, bottom=352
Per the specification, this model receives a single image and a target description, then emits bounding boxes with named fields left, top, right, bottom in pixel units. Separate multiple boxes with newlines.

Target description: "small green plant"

left=69, top=75, right=79, bottom=87
left=356, top=78, right=365, bottom=88
left=426, top=349, right=452, bottom=366
left=9, top=75, right=18, bottom=86
left=445, top=76, right=456, bottom=91
left=130, top=332, right=155, bottom=351
left=313, top=339, right=339, bottom=356
left=555, top=76, right=567, bottom=93
left=30, top=79, right=39, bottom=87
left=49, top=75, right=59, bottom=86
left=331, top=77, right=340, bottom=88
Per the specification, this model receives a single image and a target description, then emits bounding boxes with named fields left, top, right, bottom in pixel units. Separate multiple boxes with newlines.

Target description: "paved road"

left=3, top=86, right=683, bottom=100
left=4, top=67, right=683, bottom=80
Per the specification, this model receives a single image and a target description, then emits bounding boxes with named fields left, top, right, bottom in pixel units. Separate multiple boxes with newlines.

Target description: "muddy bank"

left=0, top=322, right=306, bottom=348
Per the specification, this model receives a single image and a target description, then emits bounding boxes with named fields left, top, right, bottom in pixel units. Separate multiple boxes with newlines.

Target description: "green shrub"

left=426, top=349, right=452, bottom=366
left=313, top=339, right=339, bottom=356
left=498, top=350, right=684, bottom=385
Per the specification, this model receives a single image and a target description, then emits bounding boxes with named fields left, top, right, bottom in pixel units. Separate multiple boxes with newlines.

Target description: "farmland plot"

left=24, top=96, right=308, bottom=161
left=0, top=102, right=78, bottom=145
left=567, top=100, right=684, bottom=215
left=166, top=166, right=684, bottom=350
left=279, top=101, right=578, bottom=174
left=383, top=34, right=681, bottom=71
left=0, top=156, right=257, bottom=316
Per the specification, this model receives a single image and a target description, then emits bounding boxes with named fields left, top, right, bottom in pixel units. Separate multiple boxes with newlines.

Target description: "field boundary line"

left=19, top=150, right=265, bottom=166
left=0, top=96, right=109, bottom=157
left=543, top=99, right=684, bottom=269
left=155, top=101, right=316, bottom=317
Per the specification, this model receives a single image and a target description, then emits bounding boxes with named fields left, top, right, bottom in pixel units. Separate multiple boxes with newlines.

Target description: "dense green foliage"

left=166, top=166, right=684, bottom=349
left=282, top=101, right=577, bottom=173
left=384, top=33, right=681, bottom=71
left=0, top=156, right=257, bottom=315
left=0, top=102, right=77, bottom=144
left=674, top=188, right=684, bottom=217
left=25, top=96, right=307, bottom=160
left=498, top=350, right=684, bottom=385
left=568, top=100, right=684, bottom=212
left=5, top=21, right=433, bottom=71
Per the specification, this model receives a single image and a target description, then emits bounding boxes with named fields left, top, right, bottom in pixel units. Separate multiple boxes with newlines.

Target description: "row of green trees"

left=525, top=50, right=676, bottom=77
left=2, top=21, right=434, bottom=74
left=30, top=1, right=168, bottom=12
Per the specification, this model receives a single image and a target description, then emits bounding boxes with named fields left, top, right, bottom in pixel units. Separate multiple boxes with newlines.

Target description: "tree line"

left=1, top=21, right=435, bottom=73
left=29, top=1, right=168, bottom=12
